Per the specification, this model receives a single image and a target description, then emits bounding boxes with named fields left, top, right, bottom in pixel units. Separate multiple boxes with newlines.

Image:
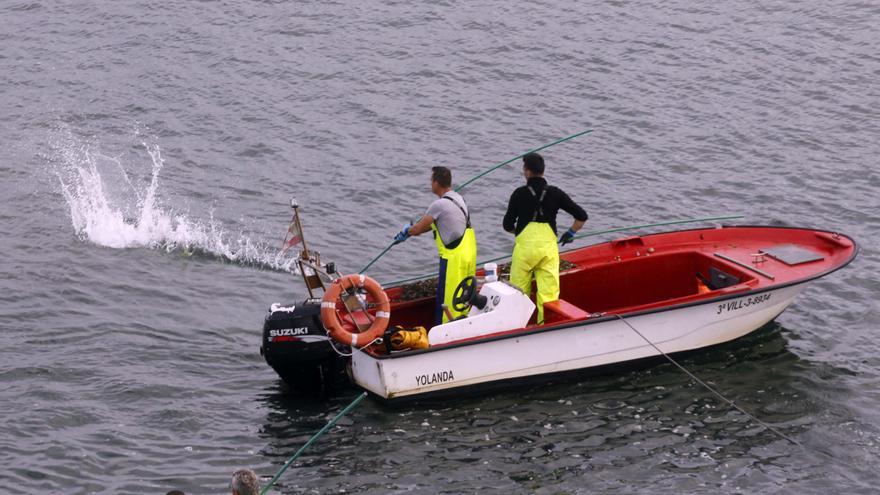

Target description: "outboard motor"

left=261, top=198, right=359, bottom=393
left=260, top=300, right=348, bottom=393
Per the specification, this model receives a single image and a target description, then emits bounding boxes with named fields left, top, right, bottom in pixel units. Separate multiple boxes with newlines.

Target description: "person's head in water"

left=522, top=152, right=545, bottom=178
left=166, top=491, right=185, bottom=495
left=231, top=469, right=260, bottom=495
left=431, top=166, right=452, bottom=196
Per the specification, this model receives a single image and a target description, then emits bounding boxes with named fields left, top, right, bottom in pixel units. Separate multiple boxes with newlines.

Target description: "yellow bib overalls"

left=431, top=224, right=477, bottom=324
left=509, top=222, right=559, bottom=325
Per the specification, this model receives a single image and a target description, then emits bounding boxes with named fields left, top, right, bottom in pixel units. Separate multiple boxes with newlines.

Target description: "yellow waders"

left=510, top=222, right=559, bottom=324
left=432, top=225, right=477, bottom=324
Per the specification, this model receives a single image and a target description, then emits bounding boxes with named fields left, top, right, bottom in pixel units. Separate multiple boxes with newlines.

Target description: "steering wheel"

left=451, top=276, right=477, bottom=312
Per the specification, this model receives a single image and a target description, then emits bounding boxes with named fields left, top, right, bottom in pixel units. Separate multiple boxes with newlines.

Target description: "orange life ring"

left=320, top=273, right=391, bottom=348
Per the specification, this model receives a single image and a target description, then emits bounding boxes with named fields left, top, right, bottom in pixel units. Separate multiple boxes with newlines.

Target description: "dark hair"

left=431, top=166, right=452, bottom=188
left=166, top=491, right=185, bottom=495
left=523, top=153, right=545, bottom=175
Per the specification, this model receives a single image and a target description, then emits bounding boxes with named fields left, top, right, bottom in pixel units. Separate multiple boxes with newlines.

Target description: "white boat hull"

left=351, top=283, right=806, bottom=399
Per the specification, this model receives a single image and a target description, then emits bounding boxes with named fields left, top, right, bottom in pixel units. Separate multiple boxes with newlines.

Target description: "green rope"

left=381, top=215, right=744, bottom=286
left=359, top=129, right=594, bottom=274
left=259, top=392, right=368, bottom=495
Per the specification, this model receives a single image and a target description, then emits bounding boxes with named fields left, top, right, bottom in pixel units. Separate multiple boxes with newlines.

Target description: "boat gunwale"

left=367, top=225, right=858, bottom=360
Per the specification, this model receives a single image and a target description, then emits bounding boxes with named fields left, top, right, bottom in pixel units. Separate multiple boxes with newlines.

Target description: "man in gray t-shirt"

left=425, top=190, right=469, bottom=246
left=393, top=167, right=478, bottom=324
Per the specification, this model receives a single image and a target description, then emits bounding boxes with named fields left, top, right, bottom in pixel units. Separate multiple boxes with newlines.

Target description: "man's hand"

left=559, top=228, right=576, bottom=245
left=393, top=222, right=412, bottom=244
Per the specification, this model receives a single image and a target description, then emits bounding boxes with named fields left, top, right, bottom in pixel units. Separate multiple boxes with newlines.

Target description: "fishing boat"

left=261, top=222, right=857, bottom=400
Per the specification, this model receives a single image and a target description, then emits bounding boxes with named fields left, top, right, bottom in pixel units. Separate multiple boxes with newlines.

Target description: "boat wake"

left=50, top=127, right=298, bottom=273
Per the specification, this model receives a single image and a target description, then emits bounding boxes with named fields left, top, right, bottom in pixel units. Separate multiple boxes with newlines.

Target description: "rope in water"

left=612, top=314, right=803, bottom=446
left=613, top=313, right=871, bottom=488
left=358, top=129, right=594, bottom=274
left=381, top=215, right=744, bottom=287
left=255, top=331, right=863, bottom=490
left=259, top=392, right=368, bottom=495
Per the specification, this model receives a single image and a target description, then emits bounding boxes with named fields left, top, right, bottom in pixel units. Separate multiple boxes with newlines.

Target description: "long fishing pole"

left=358, top=129, right=595, bottom=274
left=454, top=128, right=593, bottom=192
left=359, top=243, right=395, bottom=275
left=569, top=215, right=743, bottom=242
left=259, top=392, right=368, bottom=495
left=381, top=214, right=744, bottom=286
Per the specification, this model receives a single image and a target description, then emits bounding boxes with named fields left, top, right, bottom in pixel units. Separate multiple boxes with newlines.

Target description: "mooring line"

left=612, top=314, right=803, bottom=446
left=259, top=392, right=368, bottom=495
left=613, top=313, right=873, bottom=487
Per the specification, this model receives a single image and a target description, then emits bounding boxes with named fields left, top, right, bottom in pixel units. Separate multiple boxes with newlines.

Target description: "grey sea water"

left=1, top=1, right=878, bottom=493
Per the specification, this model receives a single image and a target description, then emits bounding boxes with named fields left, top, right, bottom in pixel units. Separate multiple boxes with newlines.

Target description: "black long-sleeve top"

left=503, top=177, right=588, bottom=236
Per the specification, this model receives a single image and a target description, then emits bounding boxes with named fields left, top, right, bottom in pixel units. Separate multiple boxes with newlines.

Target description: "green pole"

left=454, top=129, right=593, bottom=192
left=380, top=215, right=744, bottom=286
left=570, top=215, right=745, bottom=241
left=359, top=129, right=594, bottom=274
left=359, top=243, right=395, bottom=274
left=259, top=392, right=368, bottom=495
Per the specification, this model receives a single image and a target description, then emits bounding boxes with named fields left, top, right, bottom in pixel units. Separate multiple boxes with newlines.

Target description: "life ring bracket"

left=320, top=273, right=390, bottom=348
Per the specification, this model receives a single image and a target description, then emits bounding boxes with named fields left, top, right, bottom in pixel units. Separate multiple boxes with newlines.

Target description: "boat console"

left=428, top=281, right=535, bottom=346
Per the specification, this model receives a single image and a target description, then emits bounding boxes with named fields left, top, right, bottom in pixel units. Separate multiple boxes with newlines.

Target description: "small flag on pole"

left=281, top=213, right=302, bottom=254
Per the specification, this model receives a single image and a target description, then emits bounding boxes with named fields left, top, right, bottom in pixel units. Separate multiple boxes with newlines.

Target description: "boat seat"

left=543, top=299, right=589, bottom=322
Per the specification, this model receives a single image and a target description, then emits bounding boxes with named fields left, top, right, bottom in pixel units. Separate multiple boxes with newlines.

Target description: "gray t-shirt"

left=426, top=191, right=469, bottom=245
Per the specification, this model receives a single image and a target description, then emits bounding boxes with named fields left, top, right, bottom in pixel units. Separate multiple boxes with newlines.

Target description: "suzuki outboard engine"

left=260, top=300, right=348, bottom=393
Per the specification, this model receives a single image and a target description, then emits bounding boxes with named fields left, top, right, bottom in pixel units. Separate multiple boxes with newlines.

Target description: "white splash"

left=51, top=128, right=299, bottom=272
